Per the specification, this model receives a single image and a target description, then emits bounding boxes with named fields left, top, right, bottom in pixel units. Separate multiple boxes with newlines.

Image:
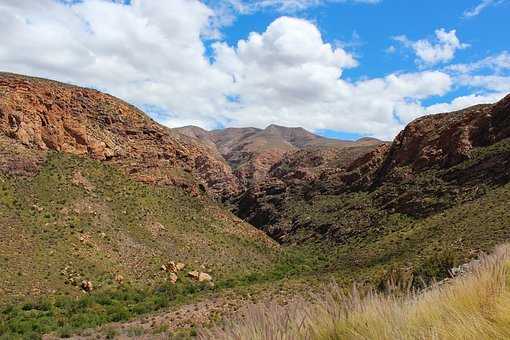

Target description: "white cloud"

left=445, top=51, right=510, bottom=99
left=214, top=0, right=380, bottom=13
left=211, top=17, right=453, bottom=139
left=447, top=51, right=510, bottom=74
left=385, top=45, right=396, bottom=54
left=0, top=0, right=233, bottom=129
left=457, top=75, right=510, bottom=92
left=395, top=28, right=469, bottom=66
left=463, top=0, right=505, bottom=18
left=425, top=92, right=507, bottom=114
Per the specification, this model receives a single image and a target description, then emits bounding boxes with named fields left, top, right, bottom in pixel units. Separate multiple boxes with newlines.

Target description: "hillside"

left=0, top=72, right=281, bottom=297
left=0, top=73, right=241, bottom=199
left=236, top=95, right=510, bottom=243
left=203, top=244, right=510, bottom=340
left=0, top=73, right=285, bottom=338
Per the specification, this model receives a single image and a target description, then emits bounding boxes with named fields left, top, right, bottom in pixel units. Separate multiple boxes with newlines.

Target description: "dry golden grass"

left=200, top=244, right=510, bottom=340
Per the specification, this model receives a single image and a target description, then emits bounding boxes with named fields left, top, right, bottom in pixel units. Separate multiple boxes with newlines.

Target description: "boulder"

left=198, top=272, right=212, bottom=282
left=81, top=280, right=93, bottom=292
left=167, top=261, right=178, bottom=273
left=115, top=274, right=124, bottom=284
left=166, top=261, right=186, bottom=273
left=187, top=271, right=200, bottom=280
left=188, top=270, right=212, bottom=283
left=168, top=273, right=178, bottom=284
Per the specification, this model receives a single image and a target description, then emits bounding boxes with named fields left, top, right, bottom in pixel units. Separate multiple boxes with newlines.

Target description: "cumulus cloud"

left=0, top=1, right=505, bottom=141
left=210, top=17, right=454, bottom=138
left=0, top=0, right=233, bottom=129
left=395, top=28, right=469, bottom=66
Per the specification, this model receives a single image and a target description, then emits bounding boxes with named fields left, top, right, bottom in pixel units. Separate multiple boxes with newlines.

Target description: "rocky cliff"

left=0, top=73, right=241, bottom=198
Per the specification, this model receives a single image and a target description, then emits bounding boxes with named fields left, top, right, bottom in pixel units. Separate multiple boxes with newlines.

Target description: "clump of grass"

left=200, top=244, right=510, bottom=340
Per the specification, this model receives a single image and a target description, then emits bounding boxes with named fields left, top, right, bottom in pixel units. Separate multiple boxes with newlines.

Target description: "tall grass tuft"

left=200, top=245, right=510, bottom=340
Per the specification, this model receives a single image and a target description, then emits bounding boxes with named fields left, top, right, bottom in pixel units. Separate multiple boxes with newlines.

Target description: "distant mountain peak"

left=173, top=123, right=384, bottom=186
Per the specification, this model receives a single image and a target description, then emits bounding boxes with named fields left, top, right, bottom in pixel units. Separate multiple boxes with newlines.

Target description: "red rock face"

left=0, top=73, right=241, bottom=198
left=375, top=95, right=510, bottom=184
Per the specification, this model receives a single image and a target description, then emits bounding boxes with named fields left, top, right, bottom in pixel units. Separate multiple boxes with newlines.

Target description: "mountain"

left=0, top=73, right=277, bottom=306
left=0, top=72, right=241, bottom=199
left=235, top=95, right=510, bottom=242
left=231, top=95, right=510, bottom=295
left=2, top=72, right=510, bottom=339
left=174, top=124, right=385, bottom=187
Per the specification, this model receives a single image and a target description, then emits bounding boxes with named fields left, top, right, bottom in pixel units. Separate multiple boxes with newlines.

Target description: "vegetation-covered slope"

left=0, top=151, right=277, bottom=303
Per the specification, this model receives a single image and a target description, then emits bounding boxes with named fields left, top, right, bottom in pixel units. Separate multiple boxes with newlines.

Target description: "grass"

left=200, top=244, right=510, bottom=340
left=1, top=138, right=510, bottom=338
left=0, top=244, right=335, bottom=339
left=3, top=148, right=510, bottom=337
left=0, top=151, right=278, bottom=302
left=259, top=138, right=510, bottom=289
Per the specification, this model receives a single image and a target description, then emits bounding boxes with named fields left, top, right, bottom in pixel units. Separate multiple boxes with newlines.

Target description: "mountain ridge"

left=0, top=72, right=242, bottom=199
left=174, top=124, right=386, bottom=187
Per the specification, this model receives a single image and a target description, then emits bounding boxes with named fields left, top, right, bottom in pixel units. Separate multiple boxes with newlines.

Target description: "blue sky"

left=216, top=0, right=508, bottom=96
left=0, top=0, right=509, bottom=140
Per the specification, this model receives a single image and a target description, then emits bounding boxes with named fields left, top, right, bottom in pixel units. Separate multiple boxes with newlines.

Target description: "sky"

left=0, top=0, right=509, bottom=140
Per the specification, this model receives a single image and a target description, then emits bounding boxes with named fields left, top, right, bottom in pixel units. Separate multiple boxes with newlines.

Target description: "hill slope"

left=0, top=152, right=277, bottom=300
left=0, top=73, right=279, bottom=304
left=0, top=72, right=241, bottom=199
left=235, top=95, right=510, bottom=243
left=203, top=245, right=510, bottom=340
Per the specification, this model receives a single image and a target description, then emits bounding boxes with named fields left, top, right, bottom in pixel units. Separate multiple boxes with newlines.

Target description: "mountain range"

left=174, top=124, right=385, bottom=187
left=1, top=72, right=510, bottom=338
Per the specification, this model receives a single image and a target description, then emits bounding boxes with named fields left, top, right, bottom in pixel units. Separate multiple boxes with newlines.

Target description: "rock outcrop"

left=374, top=96, right=510, bottom=185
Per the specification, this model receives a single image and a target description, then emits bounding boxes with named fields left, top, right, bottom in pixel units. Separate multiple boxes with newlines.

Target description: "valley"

left=0, top=72, right=510, bottom=339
